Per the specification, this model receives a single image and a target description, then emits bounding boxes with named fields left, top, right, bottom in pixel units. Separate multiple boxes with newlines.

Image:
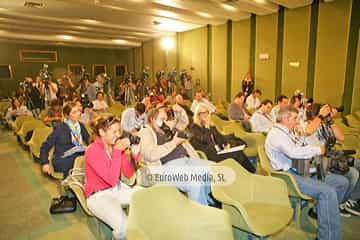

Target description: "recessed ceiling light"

left=254, top=0, right=266, bottom=3
left=157, top=10, right=177, bottom=18
left=112, top=39, right=126, bottom=44
left=82, top=19, right=99, bottom=24
left=154, top=0, right=177, bottom=8
left=222, top=4, right=237, bottom=11
left=196, top=11, right=212, bottom=18
left=57, top=35, right=73, bottom=40
left=0, top=7, right=8, bottom=11
left=74, top=26, right=89, bottom=30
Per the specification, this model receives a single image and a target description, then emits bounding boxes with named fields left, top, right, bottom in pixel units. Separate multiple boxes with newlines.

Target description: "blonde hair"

left=193, top=103, right=211, bottom=128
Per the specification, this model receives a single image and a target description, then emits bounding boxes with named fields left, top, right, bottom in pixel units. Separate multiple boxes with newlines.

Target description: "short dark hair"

left=135, top=102, right=146, bottom=115
left=234, top=92, right=245, bottom=99
left=306, top=103, right=321, bottom=121
left=276, top=95, right=288, bottom=103
left=63, top=102, right=77, bottom=117
left=254, top=89, right=262, bottom=95
left=261, top=99, right=273, bottom=106
left=96, top=92, right=104, bottom=98
left=90, top=114, right=120, bottom=136
left=290, top=95, right=301, bottom=104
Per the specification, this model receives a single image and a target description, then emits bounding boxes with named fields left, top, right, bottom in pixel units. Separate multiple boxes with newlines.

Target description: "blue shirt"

left=265, top=123, right=321, bottom=171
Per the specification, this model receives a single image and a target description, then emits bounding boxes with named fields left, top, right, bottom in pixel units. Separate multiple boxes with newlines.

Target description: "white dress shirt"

left=246, top=94, right=261, bottom=109
left=190, top=98, right=216, bottom=113
left=249, top=110, right=273, bottom=133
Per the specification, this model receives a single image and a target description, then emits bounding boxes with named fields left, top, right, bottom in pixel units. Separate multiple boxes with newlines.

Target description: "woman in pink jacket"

left=84, top=115, right=141, bottom=240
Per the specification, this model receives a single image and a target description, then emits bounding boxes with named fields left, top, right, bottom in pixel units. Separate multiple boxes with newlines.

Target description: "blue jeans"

left=163, top=157, right=212, bottom=205
left=291, top=172, right=342, bottom=240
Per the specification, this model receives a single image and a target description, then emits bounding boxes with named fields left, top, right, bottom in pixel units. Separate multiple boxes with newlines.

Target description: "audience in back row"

left=249, top=99, right=273, bottom=134
left=270, top=95, right=289, bottom=122
left=190, top=89, right=216, bottom=114
left=245, top=89, right=262, bottom=110
left=5, top=97, right=33, bottom=125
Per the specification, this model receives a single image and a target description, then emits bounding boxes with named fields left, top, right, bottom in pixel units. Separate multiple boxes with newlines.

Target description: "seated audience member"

left=228, top=92, right=251, bottom=131
left=164, top=101, right=189, bottom=131
left=141, top=95, right=152, bottom=112
left=40, top=102, right=89, bottom=177
left=138, top=107, right=213, bottom=205
left=114, top=81, right=126, bottom=103
left=44, top=99, right=63, bottom=126
left=290, top=95, right=306, bottom=122
left=190, top=89, right=216, bottom=114
left=120, top=102, right=147, bottom=134
left=87, top=74, right=104, bottom=101
left=270, top=95, right=289, bottom=121
left=85, top=115, right=142, bottom=240
left=305, top=103, right=360, bottom=216
left=92, top=92, right=108, bottom=112
left=76, top=99, right=97, bottom=125
left=5, top=97, right=33, bottom=124
left=228, top=92, right=251, bottom=121
left=190, top=103, right=255, bottom=173
left=149, top=86, right=165, bottom=104
left=246, top=89, right=262, bottom=110
left=265, top=105, right=349, bottom=240
left=175, top=94, right=193, bottom=118
left=249, top=99, right=273, bottom=134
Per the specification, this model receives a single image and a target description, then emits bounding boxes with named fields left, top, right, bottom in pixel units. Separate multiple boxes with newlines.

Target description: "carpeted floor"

left=0, top=126, right=359, bottom=240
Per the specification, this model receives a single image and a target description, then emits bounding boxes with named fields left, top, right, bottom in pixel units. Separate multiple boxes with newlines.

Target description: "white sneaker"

left=344, top=200, right=360, bottom=216
left=339, top=204, right=352, bottom=218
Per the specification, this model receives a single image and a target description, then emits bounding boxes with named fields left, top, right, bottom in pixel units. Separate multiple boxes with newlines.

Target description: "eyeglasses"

left=198, top=111, right=210, bottom=115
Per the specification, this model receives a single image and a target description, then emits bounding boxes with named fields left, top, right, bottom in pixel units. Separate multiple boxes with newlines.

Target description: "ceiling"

left=0, top=0, right=315, bottom=49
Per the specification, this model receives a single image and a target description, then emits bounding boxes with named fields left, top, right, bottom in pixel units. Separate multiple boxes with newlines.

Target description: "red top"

left=84, top=137, right=139, bottom=198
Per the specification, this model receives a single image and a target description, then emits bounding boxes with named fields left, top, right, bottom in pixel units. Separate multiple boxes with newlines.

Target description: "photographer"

left=120, top=102, right=147, bottom=134
left=190, top=103, right=255, bottom=173
left=87, top=74, right=104, bottom=101
left=138, top=106, right=213, bottom=205
left=21, top=77, right=43, bottom=117
left=85, top=115, right=142, bottom=240
left=56, top=73, right=75, bottom=103
left=78, top=95, right=97, bottom=125
left=306, top=104, right=360, bottom=216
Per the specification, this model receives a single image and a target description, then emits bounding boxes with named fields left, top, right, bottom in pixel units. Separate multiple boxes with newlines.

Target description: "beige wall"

left=231, top=19, right=251, bottom=99
left=352, top=32, right=360, bottom=112
left=211, top=24, right=228, bottom=103
left=255, top=13, right=278, bottom=101
left=178, top=27, right=208, bottom=92
left=314, top=0, right=351, bottom=106
left=281, top=6, right=311, bottom=97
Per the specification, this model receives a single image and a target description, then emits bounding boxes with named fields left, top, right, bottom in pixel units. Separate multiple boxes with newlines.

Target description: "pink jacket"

left=84, top=137, right=138, bottom=198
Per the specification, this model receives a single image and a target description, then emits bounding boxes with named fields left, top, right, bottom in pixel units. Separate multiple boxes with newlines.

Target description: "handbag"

left=49, top=195, right=77, bottom=214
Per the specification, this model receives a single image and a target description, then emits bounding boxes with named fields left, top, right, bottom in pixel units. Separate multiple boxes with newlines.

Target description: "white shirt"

left=249, top=110, right=273, bottom=133
left=121, top=108, right=147, bottom=132
left=265, top=123, right=321, bottom=171
left=246, top=94, right=261, bottom=109
left=92, top=100, right=108, bottom=111
left=270, top=105, right=280, bottom=122
left=190, top=98, right=216, bottom=113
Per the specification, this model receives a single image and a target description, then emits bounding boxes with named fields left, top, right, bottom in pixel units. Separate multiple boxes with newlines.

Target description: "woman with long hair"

left=84, top=115, right=141, bottom=240
left=189, top=103, right=256, bottom=173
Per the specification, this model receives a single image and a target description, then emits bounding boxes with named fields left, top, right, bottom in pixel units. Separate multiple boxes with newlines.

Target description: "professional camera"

left=39, top=64, right=52, bottom=83
left=160, top=122, right=192, bottom=142
left=80, top=93, right=93, bottom=109
left=117, top=132, right=141, bottom=145
left=141, top=68, right=149, bottom=83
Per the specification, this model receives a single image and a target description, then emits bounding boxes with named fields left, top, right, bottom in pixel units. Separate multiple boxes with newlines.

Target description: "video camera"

left=116, top=132, right=141, bottom=145
left=80, top=93, right=93, bottom=109
left=160, top=122, right=192, bottom=142
left=39, top=64, right=52, bottom=83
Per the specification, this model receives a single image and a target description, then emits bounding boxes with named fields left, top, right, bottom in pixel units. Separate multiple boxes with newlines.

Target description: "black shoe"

left=344, top=200, right=360, bottom=216
left=308, top=207, right=317, bottom=220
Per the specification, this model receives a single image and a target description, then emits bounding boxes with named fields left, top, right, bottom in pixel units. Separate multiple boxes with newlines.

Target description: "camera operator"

left=305, top=103, right=360, bottom=216
left=180, top=69, right=193, bottom=99
left=57, top=72, right=75, bottom=104
left=77, top=95, right=97, bottom=125
left=84, top=115, right=142, bottom=240
left=120, top=102, right=147, bottom=134
left=21, top=77, right=43, bottom=117
left=87, top=74, right=105, bottom=101
left=138, top=106, right=213, bottom=206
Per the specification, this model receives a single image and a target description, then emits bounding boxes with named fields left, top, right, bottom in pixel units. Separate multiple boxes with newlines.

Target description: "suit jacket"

left=40, top=122, right=89, bottom=177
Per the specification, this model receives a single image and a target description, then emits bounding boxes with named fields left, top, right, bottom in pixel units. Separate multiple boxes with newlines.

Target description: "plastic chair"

left=345, top=115, right=360, bottom=129
left=196, top=150, right=208, bottom=160
left=257, top=146, right=312, bottom=227
left=211, top=159, right=293, bottom=239
left=12, top=115, right=34, bottom=131
left=127, top=185, right=234, bottom=240
left=17, top=119, right=46, bottom=144
left=223, top=124, right=265, bottom=157
left=26, top=126, right=53, bottom=159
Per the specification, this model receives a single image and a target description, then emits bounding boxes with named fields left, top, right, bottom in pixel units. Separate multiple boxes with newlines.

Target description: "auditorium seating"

left=211, top=159, right=293, bottom=238
left=127, top=185, right=234, bottom=240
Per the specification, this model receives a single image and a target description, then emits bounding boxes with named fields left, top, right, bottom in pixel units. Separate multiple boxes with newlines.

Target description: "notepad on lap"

left=217, top=145, right=246, bottom=155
